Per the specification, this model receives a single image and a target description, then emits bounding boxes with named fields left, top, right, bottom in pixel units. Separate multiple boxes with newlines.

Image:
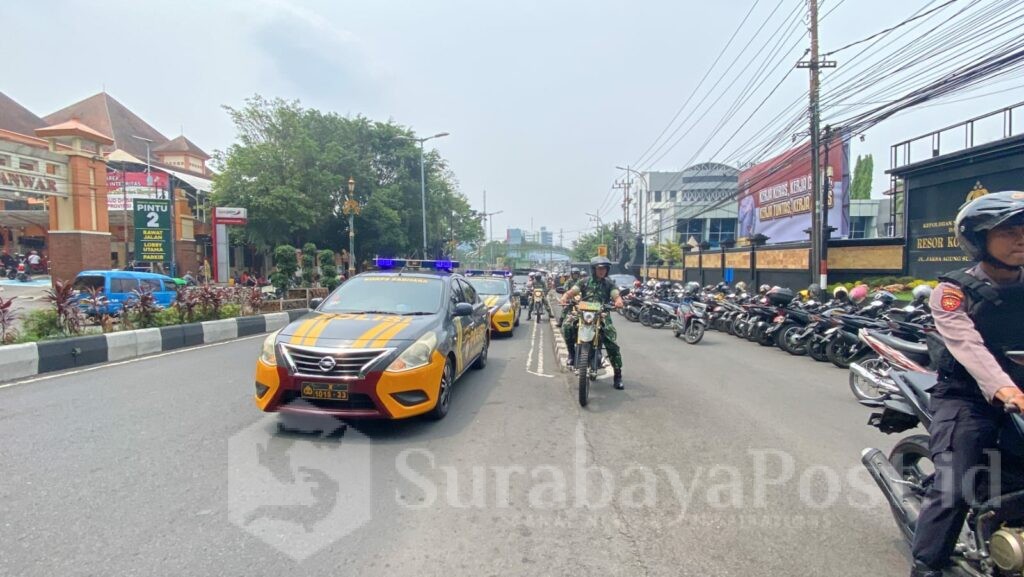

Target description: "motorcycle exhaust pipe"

left=850, top=362, right=886, bottom=391
left=861, top=448, right=920, bottom=540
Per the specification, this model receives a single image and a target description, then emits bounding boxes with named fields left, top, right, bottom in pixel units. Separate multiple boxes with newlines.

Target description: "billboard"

left=134, top=198, right=172, bottom=262
left=737, top=136, right=850, bottom=244
left=107, top=171, right=169, bottom=211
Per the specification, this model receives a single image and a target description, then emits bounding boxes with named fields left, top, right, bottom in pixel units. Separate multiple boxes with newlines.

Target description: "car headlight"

left=260, top=330, right=281, bottom=366
left=500, top=301, right=511, bottom=313
left=387, top=331, right=438, bottom=373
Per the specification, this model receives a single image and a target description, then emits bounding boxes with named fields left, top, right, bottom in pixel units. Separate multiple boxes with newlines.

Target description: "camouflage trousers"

left=562, top=315, right=622, bottom=370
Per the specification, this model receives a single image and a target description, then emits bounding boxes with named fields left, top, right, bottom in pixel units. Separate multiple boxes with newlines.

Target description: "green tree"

left=656, top=241, right=683, bottom=264
left=271, top=244, right=297, bottom=293
left=571, top=224, right=616, bottom=261
left=319, top=250, right=339, bottom=291
left=850, top=154, right=874, bottom=200
left=212, top=95, right=483, bottom=266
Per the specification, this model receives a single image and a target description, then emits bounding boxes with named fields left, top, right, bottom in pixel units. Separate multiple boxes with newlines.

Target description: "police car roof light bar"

left=373, top=257, right=459, bottom=272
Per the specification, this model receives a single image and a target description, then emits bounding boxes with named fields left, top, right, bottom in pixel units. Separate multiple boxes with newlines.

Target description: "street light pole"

left=616, top=166, right=649, bottom=279
left=342, top=177, right=359, bottom=278
left=398, top=132, right=450, bottom=258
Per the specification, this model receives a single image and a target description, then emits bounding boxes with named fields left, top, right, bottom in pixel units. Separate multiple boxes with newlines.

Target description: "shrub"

left=242, top=287, right=263, bottom=316
left=125, top=285, right=161, bottom=329
left=301, top=242, right=317, bottom=287
left=219, top=303, right=241, bottom=319
left=44, top=279, right=83, bottom=336
left=196, top=285, right=226, bottom=320
left=319, top=249, right=338, bottom=291
left=20, top=309, right=60, bottom=342
left=153, top=308, right=182, bottom=327
left=173, top=286, right=198, bottom=324
left=80, top=286, right=114, bottom=332
left=0, top=296, right=18, bottom=344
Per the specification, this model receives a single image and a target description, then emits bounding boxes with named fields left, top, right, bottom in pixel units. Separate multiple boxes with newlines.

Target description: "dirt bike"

left=530, top=288, right=546, bottom=322
left=574, top=300, right=614, bottom=407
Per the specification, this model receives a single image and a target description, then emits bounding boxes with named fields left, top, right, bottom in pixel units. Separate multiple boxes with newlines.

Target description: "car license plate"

left=300, top=382, right=349, bottom=401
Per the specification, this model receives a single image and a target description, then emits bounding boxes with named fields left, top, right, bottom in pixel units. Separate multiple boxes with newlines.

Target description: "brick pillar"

left=35, top=122, right=114, bottom=285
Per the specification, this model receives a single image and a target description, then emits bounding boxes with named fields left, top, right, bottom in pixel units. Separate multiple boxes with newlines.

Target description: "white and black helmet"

left=955, top=190, right=1024, bottom=267
left=912, top=284, right=933, bottom=303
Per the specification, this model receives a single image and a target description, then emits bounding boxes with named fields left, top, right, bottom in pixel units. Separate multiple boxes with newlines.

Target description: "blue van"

left=72, top=270, right=178, bottom=315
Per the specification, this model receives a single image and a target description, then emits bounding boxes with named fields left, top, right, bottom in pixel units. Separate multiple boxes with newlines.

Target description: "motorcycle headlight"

left=500, top=301, right=511, bottom=312
left=260, top=330, right=281, bottom=366
left=582, top=311, right=596, bottom=323
left=387, top=331, right=438, bottom=373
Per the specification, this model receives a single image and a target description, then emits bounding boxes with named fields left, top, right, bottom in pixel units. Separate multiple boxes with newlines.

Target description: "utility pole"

left=797, top=0, right=835, bottom=287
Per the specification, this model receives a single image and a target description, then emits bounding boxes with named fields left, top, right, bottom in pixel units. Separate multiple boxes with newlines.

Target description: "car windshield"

left=467, top=278, right=508, bottom=296
left=512, top=275, right=529, bottom=285
left=318, top=275, right=444, bottom=315
left=609, top=274, right=636, bottom=287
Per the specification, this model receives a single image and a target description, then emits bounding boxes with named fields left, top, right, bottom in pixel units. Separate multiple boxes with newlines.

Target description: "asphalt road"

left=0, top=312, right=912, bottom=576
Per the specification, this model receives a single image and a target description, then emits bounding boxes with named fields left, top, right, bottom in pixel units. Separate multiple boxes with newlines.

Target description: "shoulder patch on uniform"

left=940, top=286, right=964, bottom=312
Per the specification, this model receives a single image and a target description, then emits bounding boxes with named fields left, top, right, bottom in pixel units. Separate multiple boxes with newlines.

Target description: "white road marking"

left=0, top=334, right=266, bottom=390
left=526, top=318, right=553, bottom=378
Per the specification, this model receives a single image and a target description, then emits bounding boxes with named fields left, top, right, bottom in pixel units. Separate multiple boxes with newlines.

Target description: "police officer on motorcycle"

left=560, top=256, right=626, bottom=389
left=910, top=191, right=1024, bottom=577
left=556, top=268, right=583, bottom=328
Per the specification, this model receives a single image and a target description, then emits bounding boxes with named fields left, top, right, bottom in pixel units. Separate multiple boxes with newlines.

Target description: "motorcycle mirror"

left=1007, top=351, right=1024, bottom=367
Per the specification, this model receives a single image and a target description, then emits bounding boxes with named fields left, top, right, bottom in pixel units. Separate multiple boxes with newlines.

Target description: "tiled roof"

left=0, top=91, right=47, bottom=136
left=44, top=92, right=168, bottom=158
left=154, top=135, right=210, bottom=160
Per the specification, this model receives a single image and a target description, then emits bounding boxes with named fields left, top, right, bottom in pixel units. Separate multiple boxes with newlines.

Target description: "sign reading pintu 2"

left=134, top=199, right=171, bottom=262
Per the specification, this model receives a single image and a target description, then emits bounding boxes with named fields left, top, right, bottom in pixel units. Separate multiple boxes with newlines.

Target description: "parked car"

left=71, top=270, right=177, bottom=315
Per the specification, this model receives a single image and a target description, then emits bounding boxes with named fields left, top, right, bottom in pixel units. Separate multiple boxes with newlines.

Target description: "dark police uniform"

left=562, top=276, right=622, bottom=369
left=912, top=266, right=1024, bottom=570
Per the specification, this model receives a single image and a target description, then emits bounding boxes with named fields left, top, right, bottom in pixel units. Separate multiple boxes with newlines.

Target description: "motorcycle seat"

left=872, top=331, right=929, bottom=357
left=903, top=370, right=937, bottom=397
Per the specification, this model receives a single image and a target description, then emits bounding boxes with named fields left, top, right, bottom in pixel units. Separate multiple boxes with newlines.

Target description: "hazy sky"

left=2, top=0, right=1020, bottom=246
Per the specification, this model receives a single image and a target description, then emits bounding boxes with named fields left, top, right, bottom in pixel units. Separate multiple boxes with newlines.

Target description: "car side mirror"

left=309, top=298, right=324, bottom=309
left=453, top=302, right=474, bottom=317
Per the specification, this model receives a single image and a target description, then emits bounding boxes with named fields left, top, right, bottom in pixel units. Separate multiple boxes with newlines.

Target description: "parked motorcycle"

left=848, top=326, right=933, bottom=403
left=672, top=300, right=707, bottom=344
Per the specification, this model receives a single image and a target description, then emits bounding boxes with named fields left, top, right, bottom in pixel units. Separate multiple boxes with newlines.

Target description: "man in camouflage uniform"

left=561, top=256, right=626, bottom=389
left=556, top=268, right=582, bottom=328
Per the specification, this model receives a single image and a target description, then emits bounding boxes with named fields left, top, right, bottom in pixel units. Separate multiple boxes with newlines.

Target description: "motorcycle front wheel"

left=683, top=322, right=705, bottom=344
left=577, top=343, right=591, bottom=407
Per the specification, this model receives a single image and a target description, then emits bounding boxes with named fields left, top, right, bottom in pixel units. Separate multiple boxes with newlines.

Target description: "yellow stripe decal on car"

left=351, top=318, right=401, bottom=348
left=302, top=314, right=339, bottom=346
left=289, top=317, right=323, bottom=345
left=369, top=318, right=413, bottom=348
left=485, top=296, right=499, bottom=307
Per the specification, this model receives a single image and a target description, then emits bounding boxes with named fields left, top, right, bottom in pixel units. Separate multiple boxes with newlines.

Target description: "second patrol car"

left=253, top=259, right=489, bottom=421
left=465, top=271, right=520, bottom=336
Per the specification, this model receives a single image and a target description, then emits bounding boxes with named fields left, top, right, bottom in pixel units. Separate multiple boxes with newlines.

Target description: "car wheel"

left=426, top=359, right=455, bottom=420
left=472, top=335, right=489, bottom=369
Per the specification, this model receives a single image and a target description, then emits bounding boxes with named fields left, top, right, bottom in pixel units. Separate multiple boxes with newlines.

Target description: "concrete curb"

left=548, top=295, right=568, bottom=372
left=0, top=308, right=310, bottom=382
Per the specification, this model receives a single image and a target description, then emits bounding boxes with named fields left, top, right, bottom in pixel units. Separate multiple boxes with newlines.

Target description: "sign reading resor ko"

left=134, top=199, right=171, bottom=262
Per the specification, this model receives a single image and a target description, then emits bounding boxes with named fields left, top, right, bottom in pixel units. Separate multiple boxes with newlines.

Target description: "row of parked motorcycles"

left=621, top=277, right=1024, bottom=575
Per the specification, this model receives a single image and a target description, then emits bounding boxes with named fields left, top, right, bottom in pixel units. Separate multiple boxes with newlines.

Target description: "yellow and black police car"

left=254, top=259, right=489, bottom=421
left=465, top=270, right=520, bottom=336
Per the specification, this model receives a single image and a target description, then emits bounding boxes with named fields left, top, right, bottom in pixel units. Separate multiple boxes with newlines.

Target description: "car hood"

left=278, top=311, right=438, bottom=349
left=481, top=295, right=510, bottom=309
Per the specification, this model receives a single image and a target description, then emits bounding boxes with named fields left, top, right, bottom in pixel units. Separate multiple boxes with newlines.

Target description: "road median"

left=0, top=309, right=309, bottom=382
